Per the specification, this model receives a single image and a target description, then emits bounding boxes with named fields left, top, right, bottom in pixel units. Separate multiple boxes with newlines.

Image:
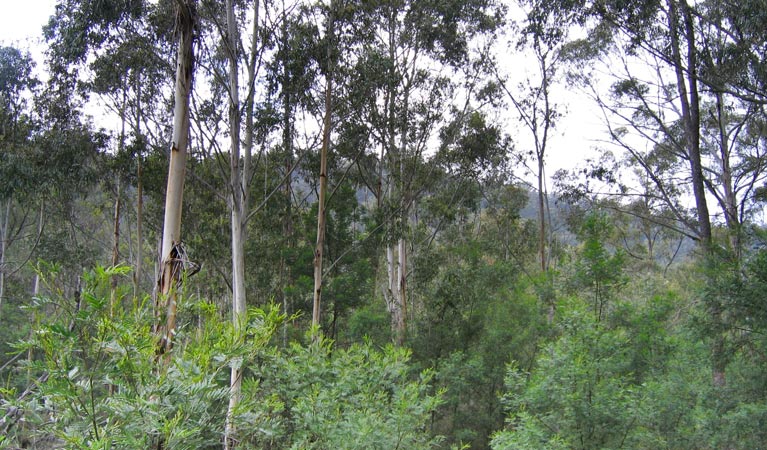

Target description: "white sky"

left=0, top=0, right=56, bottom=69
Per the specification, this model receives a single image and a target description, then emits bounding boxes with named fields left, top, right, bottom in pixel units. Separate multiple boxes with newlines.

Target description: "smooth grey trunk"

left=224, top=0, right=246, bottom=446
left=396, top=238, right=407, bottom=343
left=538, top=168, right=547, bottom=272
left=135, top=155, right=144, bottom=297
left=381, top=6, right=409, bottom=345
left=156, top=0, right=195, bottom=361
left=385, top=244, right=398, bottom=332
left=225, top=0, right=261, bottom=445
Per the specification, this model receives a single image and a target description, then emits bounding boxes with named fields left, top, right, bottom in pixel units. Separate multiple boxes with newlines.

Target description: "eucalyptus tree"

left=251, top=0, right=325, bottom=331
left=501, top=0, right=563, bottom=273
left=34, top=1, right=202, bottom=394
left=155, top=0, right=197, bottom=360
left=44, top=0, right=177, bottom=303
left=0, top=47, right=38, bottom=313
left=496, top=0, right=571, bottom=323
left=312, top=16, right=332, bottom=330
left=347, top=0, right=503, bottom=344
left=43, top=0, right=202, bottom=360
left=551, top=0, right=767, bottom=247
left=186, top=0, right=314, bottom=441
left=546, top=0, right=767, bottom=387
left=211, top=0, right=266, bottom=443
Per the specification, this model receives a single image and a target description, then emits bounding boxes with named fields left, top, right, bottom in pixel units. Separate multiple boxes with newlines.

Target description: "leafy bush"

left=1, top=266, right=442, bottom=449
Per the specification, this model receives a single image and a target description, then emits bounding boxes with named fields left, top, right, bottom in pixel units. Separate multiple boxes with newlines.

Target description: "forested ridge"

left=1, top=0, right=767, bottom=448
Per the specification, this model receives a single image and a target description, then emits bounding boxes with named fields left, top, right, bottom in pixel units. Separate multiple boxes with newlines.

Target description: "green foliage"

left=493, top=246, right=767, bottom=450
left=570, top=211, right=627, bottom=321
left=242, top=338, right=443, bottom=449
left=2, top=267, right=442, bottom=449
left=491, top=296, right=679, bottom=450
left=409, top=220, right=544, bottom=449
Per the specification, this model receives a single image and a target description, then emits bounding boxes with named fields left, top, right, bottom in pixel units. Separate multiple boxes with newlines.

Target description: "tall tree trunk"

left=224, top=0, right=248, bottom=446
left=538, top=161, right=546, bottom=274
left=312, top=10, right=334, bottom=331
left=155, top=0, right=196, bottom=361
left=537, top=39, right=556, bottom=324
left=396, top=238, right=407, bottom=344
left=669, top=0, right=721, bottom=386
left=134, top=79, right=144, bottom=299
left=668, top=0, right=711, bottom=243
left=385, top=244, right=400, bottom=338
left=311, top=80, right=331, bottom=330
left=279, top=10, right=293, bottom=346
left=715, top=91, right=739, bottom=252
left=135, top=153, right=144, bottom=297
left=111, top=91, right=127, bottom=314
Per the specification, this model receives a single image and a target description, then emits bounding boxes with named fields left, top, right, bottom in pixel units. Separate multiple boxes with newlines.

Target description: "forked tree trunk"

left=155, top=0, right=195, bottom=361
left=668, top=0, right=711, bottom=244
left=668, top=0, right=721, bottom=386
left=224, top=0, right=260, bottom=445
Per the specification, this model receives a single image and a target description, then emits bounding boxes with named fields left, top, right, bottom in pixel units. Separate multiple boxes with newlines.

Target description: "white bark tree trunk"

left=224, top=0, right=260, bottom=445
left=396, top=237, right=407, bottom=344
left=156, top=0, right=195, bottom=360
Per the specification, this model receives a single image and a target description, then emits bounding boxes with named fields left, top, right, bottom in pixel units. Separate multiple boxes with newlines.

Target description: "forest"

left=1, top=0, right=767, bottom=448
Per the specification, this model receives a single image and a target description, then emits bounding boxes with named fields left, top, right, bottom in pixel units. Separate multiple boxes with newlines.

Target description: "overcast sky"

left=0, top=0, right=55, bottom=58
left=0, top=0, right=57, bottom=98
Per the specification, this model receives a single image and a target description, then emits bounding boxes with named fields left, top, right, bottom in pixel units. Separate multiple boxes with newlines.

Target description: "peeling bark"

left=155, top=0, right=196, bottom=362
